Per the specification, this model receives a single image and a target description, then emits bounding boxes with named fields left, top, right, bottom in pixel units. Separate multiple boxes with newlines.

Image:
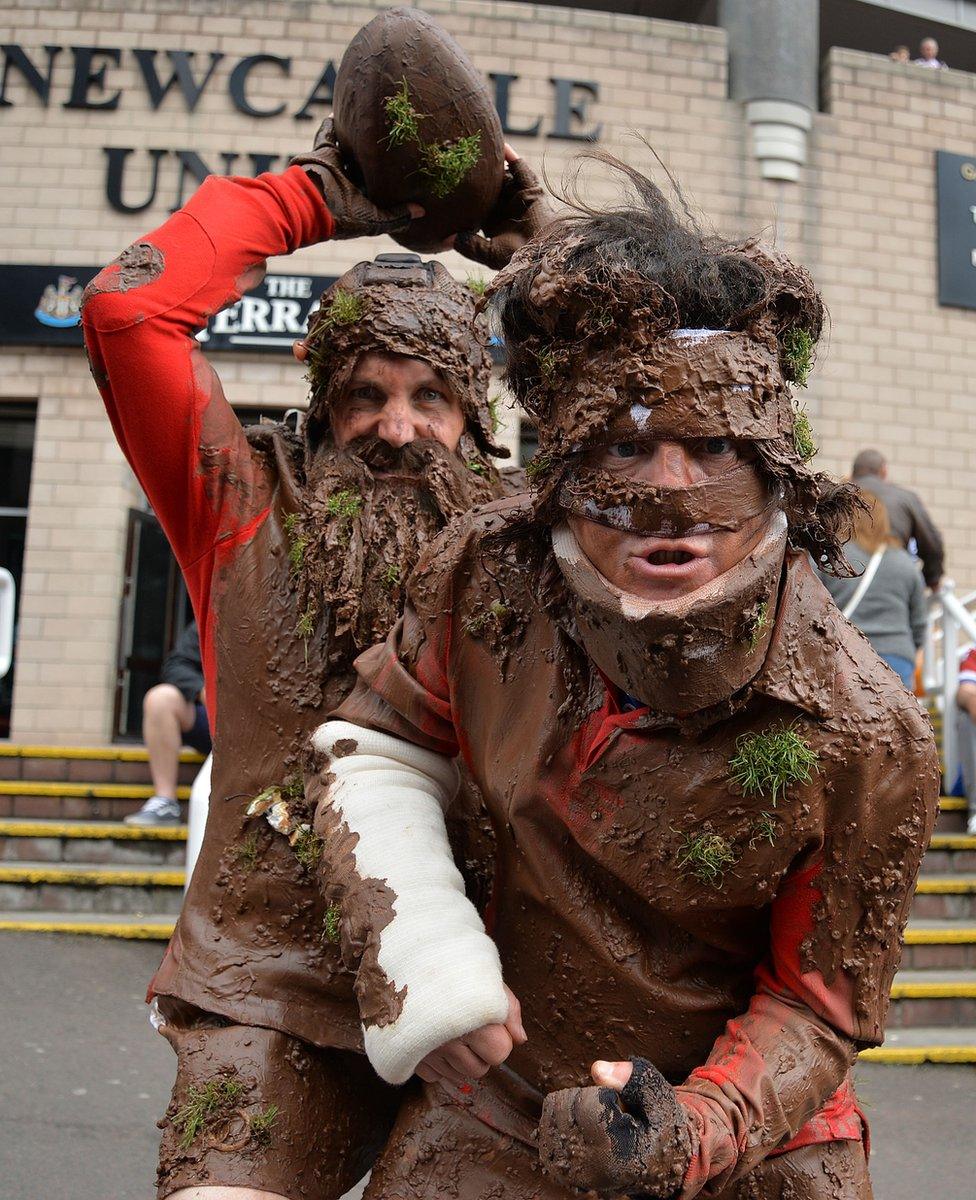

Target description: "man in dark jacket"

left=126, top=620, right=212, bottom=826
left=851, top=448, right=944, bottom=587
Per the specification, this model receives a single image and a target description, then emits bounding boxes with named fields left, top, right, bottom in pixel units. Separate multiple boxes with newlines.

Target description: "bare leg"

left=144, top=682, right=196, bottom=798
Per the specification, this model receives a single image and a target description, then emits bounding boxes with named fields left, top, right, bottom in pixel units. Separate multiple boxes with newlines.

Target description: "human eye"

left=704, top=437, right=733, bottom=456
left=606, top=441, right=639, bottom=460
left=417, top=387, right=448, bottom=405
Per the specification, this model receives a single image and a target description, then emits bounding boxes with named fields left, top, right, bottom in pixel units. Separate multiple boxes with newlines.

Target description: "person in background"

left=914, top=37, right=947, bottom=68
left=954, top=653, right=976, bottom=834
left=851, top=447, right=944, bottom=588
left=889, top=45, right=910, bottom=63
left=125, top=619, right=211, bottom=826
left=818, top=492, right=926, bottom=690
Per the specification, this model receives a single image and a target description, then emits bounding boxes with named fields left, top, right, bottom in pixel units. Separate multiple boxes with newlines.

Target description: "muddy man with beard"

left=310, top=161, right=940, bottom=1199
left=81, top=122, right=546, bottom=1199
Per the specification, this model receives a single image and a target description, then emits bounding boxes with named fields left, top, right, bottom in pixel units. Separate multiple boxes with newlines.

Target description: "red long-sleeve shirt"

left=82, top=166, right=333, bottom=724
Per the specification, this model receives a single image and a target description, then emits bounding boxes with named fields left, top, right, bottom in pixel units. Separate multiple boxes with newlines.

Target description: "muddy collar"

left=551, top=514, right=788, bottom=717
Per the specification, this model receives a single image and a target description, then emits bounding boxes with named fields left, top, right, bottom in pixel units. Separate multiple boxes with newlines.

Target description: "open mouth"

left=647, top=549, right=695, bottom=566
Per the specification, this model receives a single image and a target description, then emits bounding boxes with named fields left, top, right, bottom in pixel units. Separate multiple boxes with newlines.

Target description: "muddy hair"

left=484, top=153, right=861, bottom=575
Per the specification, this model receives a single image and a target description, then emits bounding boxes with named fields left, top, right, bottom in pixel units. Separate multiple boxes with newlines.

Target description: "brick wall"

left=0, top=1, right=973, bottom=742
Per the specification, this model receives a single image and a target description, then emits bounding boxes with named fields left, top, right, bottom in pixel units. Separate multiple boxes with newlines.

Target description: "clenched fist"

left=539, top=1057, right=695, bottom=1198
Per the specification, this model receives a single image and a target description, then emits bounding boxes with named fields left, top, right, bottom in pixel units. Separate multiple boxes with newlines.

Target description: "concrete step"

left=0, top=910, right=175, bottom=939
left=0, top=781, right=190, bottom=822
left=886, top=969, right=976, bottom=1028
left=901, top=921, right=976, bottom=969
left=918, top=834, right=976, bottom=874
left=0, top=819, right=187, bottom=866
left=0, top=743, right=202, bottom=786
left=0, top=861, right=185, bottom=915
left=934, top=795, right=969, bottom=834
left=911, top=876, right=976, bottom=920
left=858, top=1026, right=976, bottom=1064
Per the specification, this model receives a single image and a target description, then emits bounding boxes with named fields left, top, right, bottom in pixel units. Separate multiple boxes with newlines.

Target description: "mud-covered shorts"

left=154, top=1000, right=399, bottom=1200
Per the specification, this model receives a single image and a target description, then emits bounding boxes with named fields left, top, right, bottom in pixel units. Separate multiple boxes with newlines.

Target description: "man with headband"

left=308, top=162, right=939, bottom=1198
left=81, top=124, right=545, bottom=1200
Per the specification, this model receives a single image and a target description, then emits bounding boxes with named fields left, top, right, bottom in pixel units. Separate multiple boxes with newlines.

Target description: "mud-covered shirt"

left=334, top=496, right=940, bottom=1189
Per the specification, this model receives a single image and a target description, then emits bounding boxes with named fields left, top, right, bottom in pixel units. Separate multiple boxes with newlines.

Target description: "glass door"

left=0, top=404, right=36, bottom=739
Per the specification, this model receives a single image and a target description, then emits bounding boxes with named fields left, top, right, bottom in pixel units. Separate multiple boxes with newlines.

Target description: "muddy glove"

left=539, top=1058, right=696, bottom=1199
left=290, top=118, right=415, bottom=240
left=455, top=155, right=549, bottom=269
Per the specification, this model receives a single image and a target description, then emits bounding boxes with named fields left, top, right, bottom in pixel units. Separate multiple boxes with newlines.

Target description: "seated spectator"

left=851, top=448, right=944, bottom=588
left=125, top=620, right=211, bottom=826
left=955, top=653, right=976, bottom=834
left=914, top=37, right=947, bottom=68
left=890, top=45, right=911, bottom=63
left=817, top=491, right=927, bottom=690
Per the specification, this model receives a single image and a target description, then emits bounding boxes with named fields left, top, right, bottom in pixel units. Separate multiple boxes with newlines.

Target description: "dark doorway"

left=0, top=404, right=36, bottom=739
left=113, top=508, right=191, bottom=741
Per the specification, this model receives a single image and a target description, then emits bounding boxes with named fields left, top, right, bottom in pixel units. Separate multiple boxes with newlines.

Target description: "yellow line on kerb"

left=0, top=919, right=174, bottom=940
left=929, top=835, right=976, bottom=850
left=0, top=865, right=185, bottom=886
left=904, top=927, right=976, bottom=944
left=890, top=981, right=976, bottom=999
left=0, top=782, right=190, bottom=799
left=859, top=1045, right=976, bottom=1064
left=0, top=744, right=203, bottom=763
left=0, top=819, right=187, bottom=841
left=915, top=878, right=976, bottom=894
left=940, top=796, right=967, bottom=812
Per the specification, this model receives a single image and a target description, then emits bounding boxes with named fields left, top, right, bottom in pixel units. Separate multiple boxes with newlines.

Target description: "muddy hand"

left=455, top=145, right=550, bottom=270
left=290, top=117, right=424, bottom=240
left=538, top=1057, right=694, bottom=1197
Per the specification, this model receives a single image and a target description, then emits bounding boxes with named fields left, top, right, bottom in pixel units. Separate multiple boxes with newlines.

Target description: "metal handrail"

left=924, top=579, right=976, bottom=786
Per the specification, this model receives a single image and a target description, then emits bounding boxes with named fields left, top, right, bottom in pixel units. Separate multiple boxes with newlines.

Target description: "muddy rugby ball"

left=333, top=6, right=505, bottom=252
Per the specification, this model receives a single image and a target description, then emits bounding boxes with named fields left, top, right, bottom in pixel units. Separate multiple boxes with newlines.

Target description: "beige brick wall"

left=0, top=2, right=972, bottom=743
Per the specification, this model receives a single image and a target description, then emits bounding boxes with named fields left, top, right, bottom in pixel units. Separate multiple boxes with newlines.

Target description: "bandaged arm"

left=309, top=719, right=509, bottom=1086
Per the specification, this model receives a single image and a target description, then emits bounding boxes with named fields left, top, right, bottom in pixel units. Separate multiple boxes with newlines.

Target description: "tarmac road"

left=0, top=932, right=973, bottom=1199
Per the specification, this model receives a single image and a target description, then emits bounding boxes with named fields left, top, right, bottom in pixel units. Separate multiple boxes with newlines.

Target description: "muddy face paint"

left=552, top=513, right=787, bottom=715
left=558, top=462, right=774, bottom=537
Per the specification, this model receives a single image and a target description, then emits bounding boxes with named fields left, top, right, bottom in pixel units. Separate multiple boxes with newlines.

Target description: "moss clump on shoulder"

left=676, top=830, right=738, bottom=887
left=729, top=723, right=819, bottom=806
left=233, top=829, right=261, bottom=871
left=747, top=600, right=770, bottom=651
left=466, top=275, right=488, bottom=297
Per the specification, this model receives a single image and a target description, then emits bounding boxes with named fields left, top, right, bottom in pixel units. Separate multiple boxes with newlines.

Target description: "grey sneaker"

left=124, top=795, right=182, bottom=826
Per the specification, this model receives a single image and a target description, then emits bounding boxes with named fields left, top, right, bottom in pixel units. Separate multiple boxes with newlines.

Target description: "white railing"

left=0, top=567, right=14, bottom=680
left=924, top=579, right=976, bottom=785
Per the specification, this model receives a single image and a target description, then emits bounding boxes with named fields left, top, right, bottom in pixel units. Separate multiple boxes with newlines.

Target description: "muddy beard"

left=295, top=435, right=496, bottom=666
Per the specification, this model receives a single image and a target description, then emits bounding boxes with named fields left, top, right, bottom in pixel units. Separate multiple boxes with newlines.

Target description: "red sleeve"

left=81, top=167, right=333, bottom=717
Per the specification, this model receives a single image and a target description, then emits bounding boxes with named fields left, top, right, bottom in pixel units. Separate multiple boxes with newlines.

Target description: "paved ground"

left=1, top=932, right=973, bottom=1199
